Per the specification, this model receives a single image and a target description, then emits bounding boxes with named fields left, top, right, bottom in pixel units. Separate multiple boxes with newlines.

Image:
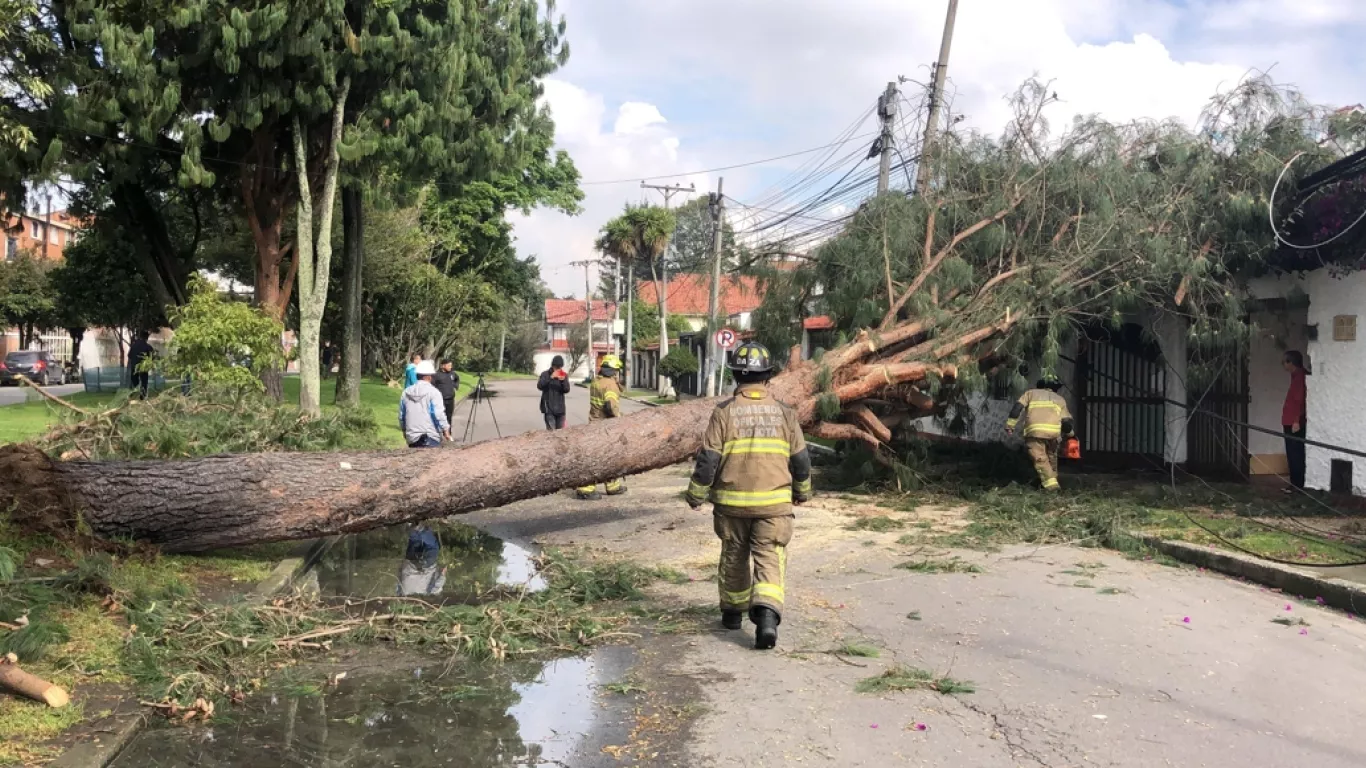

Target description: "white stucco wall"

left=1144, top=310, right=1189, bottom=465
left=1246, top=306, right=1309, bottom=460
left=1250, top=270, right=1366, bottom=495
left=534, top=351, right=592, bottom=380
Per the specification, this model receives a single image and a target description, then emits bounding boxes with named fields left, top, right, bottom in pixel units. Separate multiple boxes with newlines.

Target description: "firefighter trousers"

left=1025, top=437, right=1061, bottom=490
left=714, top=513, right=794, bottom=619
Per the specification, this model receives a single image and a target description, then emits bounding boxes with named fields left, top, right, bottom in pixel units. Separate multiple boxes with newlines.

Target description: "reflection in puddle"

left=109, top=654, right=604, bottom=767
left=306, top=521, right=545, bottom=601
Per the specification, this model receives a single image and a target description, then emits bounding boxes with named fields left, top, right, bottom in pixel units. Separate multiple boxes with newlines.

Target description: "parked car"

left=0, top=350, right=67, bottom=386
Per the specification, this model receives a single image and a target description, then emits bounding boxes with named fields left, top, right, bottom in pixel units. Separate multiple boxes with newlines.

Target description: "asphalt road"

left=447, top=377, right=648, bottom=443
left=0, top=382, right=85, bottom=407
left=465, top=449, right=1366, bottom=767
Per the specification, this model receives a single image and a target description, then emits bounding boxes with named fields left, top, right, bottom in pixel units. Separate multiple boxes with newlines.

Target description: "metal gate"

left=1185, top=351, right=1249, bottom=479
left=1076, top=325, right=1167, bottom=463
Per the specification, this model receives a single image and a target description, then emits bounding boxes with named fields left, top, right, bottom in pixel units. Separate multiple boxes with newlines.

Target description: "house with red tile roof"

left=635, top=273, right=767, bottom=333
left=536, top=298, right=620, bottom=378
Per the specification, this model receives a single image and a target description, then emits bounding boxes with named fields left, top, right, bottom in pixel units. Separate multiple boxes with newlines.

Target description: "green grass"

left=282, top=374, right=473, bottom=449
left=0, top=390, right=120, bottom=445
left=835, top=642, right=881, bottom=658
left=896, top=557, right=984, bottom=574
left=845, top=516, right=907, bottom=532
left=855, top=665, right=975, bottom=695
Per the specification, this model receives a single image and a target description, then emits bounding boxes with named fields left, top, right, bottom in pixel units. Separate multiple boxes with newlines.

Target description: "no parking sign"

left=714, top=328, right=738, bottom=350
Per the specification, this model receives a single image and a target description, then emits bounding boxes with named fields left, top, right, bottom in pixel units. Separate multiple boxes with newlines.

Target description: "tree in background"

left=332, top=0, right=578, bottom=407
left=359, top=208, right=502, bottom=381
left=597, top=205, right=677, bottom=394
left=158, top=278, right=286, bottom=400
left=657, top=346, right=699, bottom=401
left=49, top=219, right=168, bottom=365
left=0, top=252, right=55, bottom=349
left=670, top=195, right=739, bottom=274
left=564, top=322, right=590, bottom=378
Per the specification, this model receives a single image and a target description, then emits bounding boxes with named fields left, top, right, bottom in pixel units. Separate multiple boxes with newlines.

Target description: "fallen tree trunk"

left=0, top=321, right=1009, bottom=552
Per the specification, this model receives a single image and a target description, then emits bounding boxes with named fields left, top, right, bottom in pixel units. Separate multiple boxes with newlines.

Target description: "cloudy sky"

left=513, top=0, right=1366, bottom=298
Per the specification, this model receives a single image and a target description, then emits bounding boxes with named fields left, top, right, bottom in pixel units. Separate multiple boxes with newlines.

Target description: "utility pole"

left=877, top=82, right=898, bottom=195
left=640, top=181, right=695, bottom=397
left=612, top=254, right=622, bottom=357
left=624, top=261, right=634, bottom=389
left=571, top=260, right=595, bottom=377
left=916, top=0, right=959, bottom=197
left=704, top=178, right=725, bottom=397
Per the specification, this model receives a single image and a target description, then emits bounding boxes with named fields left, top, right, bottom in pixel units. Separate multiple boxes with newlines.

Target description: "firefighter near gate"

left=1004, top=375, right=1076, bottom=491
left=576, top=355, right=627, bottom=500
left=686, top=342, right=813, bottom=650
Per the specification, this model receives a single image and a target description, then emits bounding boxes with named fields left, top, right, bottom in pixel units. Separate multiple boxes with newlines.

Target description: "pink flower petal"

left=914, top=723, right=928, bottom=731
left=1285, top=604, right=1293, bottom=611
left=870, top=724, right=879, bottom=729
left=1316, top=596, right=1326, bottom=605
left=1300, top=628, right=1309, bottom=635
left=1183, top=616, right=1191, bottom=623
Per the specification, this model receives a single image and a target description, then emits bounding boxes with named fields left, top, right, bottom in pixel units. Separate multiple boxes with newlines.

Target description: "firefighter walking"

left=576, top=355, right=627, bottom=500
left=1005, top=375, right=1075, bottom=491
left=686, top=342, right=812, bottom=650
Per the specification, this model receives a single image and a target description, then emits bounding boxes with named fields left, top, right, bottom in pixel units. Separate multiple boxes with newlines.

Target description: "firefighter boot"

left=575, top=485, right=602, bottom=500
left=605, top=478, right=627, bottom=496
left=752, top=606, right=780, bottom=650
left=721, top=609, right=744, bottom=630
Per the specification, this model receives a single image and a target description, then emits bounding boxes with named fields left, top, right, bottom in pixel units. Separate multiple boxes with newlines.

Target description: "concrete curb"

left=49, top=712, right=146, bottom=768
left=1137, top=534, right=1366, bottom=614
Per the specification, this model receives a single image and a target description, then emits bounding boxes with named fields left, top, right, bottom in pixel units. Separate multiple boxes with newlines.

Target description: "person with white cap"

left=399, top=360, right=450, bottom=448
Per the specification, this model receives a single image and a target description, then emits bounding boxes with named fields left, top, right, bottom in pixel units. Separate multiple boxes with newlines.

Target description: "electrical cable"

left=1268, top=150, right=1366, bottom=250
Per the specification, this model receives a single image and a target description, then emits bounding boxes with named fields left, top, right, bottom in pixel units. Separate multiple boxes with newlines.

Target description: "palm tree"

left=596, top=204, right=676, bottom=395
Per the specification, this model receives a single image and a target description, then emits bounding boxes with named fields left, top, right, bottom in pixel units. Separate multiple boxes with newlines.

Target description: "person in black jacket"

left=127, top=330, right=156, bottom=400
left=432, top=360, right=461, bottom=426
left=538, top=355, right=571, bottom=430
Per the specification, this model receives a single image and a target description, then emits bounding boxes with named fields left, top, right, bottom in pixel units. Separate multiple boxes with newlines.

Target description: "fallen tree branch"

left=17, top=375, right=90, bottom=416
left=0, top=653, right=70, bottom=707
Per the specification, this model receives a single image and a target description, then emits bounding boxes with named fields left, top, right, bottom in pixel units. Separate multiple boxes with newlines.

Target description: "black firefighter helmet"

left=729, top=341, right=774, bottom=374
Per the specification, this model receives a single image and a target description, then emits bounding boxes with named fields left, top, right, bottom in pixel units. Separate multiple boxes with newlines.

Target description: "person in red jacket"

left=1282, top=350, right=1308, bottom=493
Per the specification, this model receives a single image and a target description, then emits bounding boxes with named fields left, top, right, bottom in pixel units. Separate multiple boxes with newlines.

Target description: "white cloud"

left=518, top=1, right=1366, bottom=297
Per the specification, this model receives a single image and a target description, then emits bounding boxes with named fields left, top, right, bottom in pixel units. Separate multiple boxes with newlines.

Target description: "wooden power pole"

left=916, top=0, right=959, bottom=197
left=704, top=178, right=724, bottom=397
left=876, top=82, right=898, bottom=195
left=640, top=181, right=695, bottom=396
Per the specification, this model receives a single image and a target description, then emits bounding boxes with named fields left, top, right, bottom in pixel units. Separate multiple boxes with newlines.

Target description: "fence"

left=82, top=367, right=169, bottom=394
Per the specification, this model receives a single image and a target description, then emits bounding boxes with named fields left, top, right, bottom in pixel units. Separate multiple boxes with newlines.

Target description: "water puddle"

left=298, top=521, right=546, bottom=601
left=109, top=652, right=614, bottom=767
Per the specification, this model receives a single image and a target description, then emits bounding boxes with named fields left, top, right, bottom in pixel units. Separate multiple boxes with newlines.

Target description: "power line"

left=580, top=129, right=880, bottom=187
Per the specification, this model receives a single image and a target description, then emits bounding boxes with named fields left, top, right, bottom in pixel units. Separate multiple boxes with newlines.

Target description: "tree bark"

left=0, top=654, right=69, bottom=708
left=0, top=320, right=1009, bottom=553
left=336, top=185, right=364, bottom=407
left=294, top=78, right=350, bottom=417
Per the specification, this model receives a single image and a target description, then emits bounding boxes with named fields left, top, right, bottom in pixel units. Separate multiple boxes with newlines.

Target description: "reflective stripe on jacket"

left=687, top=384, right=813, bottom=518
left=589, top=376, right=622, bottom=421
left=1006, top=389, right=1072, bottom=438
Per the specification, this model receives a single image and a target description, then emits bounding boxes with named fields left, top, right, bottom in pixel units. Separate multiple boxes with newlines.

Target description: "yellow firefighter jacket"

left=589, top=376, right=622, bottom=421
left=1006, top=389, right=1074, bottom=439
left=686, top=384, right=813, bottom=518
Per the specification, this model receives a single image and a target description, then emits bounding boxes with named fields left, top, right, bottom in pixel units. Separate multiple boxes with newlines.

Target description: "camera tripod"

left=458, top=372, right=502, bottom=443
